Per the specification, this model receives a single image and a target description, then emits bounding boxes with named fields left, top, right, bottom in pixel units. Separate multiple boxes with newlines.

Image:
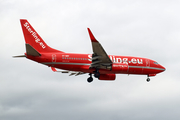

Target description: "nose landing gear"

left=146, top=77, right=150, bottom=82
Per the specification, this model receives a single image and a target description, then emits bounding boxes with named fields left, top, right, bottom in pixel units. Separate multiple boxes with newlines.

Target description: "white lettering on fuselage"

left=88, top=55, right=143, bottom=64
left=113, top=64, right=128, bottom=67
left=110, top=56, right=143, bottom=64
left=88, top=54, right=92, bottom=61
left=24, top=22, right=46, bottom=49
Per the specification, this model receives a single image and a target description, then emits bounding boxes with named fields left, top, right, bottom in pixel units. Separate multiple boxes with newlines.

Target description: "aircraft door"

left=146, top=59, right=150, bottom=67
left=52, top=54, right=56, bottom=62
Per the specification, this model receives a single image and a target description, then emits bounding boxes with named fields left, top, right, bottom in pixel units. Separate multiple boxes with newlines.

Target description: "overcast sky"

left=1, top=0, right=180, bottom=120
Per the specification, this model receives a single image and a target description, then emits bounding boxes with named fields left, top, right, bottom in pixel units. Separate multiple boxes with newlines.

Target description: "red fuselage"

left=26, top=53, right=165, bottom=76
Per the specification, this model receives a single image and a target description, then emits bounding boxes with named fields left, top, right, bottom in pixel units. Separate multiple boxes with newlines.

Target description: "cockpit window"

left=154, top=62, right=158, bottom=65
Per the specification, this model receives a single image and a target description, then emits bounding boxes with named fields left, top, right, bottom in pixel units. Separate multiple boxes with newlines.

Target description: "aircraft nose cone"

left=160, top=65, right=166, bottom=72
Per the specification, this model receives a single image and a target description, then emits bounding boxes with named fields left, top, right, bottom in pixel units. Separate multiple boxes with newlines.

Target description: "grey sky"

left=1, top=0, right=180, bottom=120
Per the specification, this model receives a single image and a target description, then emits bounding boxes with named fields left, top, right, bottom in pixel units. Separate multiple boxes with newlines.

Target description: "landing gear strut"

left=87, top=69, right=100, bottom=83
left=87, top=73, right=93, bottom=83
left=146, top=77, right=150, bottom=82
left=94, top=69, right=100, bottom=78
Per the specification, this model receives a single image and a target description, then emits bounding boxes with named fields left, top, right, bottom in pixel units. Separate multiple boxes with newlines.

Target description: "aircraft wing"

left=87, top=28, right=112, bottom=69
left=51, top=67, right=86, bottom=76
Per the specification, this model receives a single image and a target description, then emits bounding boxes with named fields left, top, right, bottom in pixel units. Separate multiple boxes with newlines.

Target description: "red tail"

left=20, top=19, right=63, bottom=54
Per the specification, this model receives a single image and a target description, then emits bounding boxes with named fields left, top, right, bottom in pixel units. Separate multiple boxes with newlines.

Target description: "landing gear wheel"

left=87, top=77, right=93, bottom=83
left=147, top=78, right=150, bottom=82
left=87, top=73, right=93, bottom=83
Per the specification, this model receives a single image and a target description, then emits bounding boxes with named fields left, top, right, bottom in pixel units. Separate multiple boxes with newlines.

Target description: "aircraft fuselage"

left=26, top=53, right=165, bottom=76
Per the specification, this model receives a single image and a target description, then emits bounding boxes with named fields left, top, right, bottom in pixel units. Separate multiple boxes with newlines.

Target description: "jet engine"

left=98, top=74, right=116, bottom=80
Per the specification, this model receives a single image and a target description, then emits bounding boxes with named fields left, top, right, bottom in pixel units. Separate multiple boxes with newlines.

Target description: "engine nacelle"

left=98, top=74, right=116, bottom=80
left=111, top=63, right=129, bottom=72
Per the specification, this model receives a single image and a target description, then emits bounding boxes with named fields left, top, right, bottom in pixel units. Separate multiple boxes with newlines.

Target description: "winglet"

left=51, top=67, right=57, bottom=72
left=87, top=28, right=98, bottom=42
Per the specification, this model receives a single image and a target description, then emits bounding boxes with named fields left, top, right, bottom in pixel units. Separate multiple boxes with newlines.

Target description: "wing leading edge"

left=87, top=28, right=112, bottom=70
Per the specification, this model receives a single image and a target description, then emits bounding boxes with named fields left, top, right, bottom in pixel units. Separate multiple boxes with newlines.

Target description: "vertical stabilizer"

left=20, top=19, right=63, bottom=53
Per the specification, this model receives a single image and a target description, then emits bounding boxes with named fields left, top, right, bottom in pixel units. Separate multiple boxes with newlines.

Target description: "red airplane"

left=14, top=19, right=165, bottom=83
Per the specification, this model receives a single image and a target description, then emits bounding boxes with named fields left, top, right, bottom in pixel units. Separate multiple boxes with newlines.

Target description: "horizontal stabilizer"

left=13, top=55, right=26, bottom=58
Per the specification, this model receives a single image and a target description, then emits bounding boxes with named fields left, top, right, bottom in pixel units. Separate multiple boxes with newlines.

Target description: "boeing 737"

left=14, top=19, right=165, bottom=83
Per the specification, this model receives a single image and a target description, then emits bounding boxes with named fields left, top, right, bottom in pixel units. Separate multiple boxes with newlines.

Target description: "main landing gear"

left=87, top=69, right=100, bottom=83
left=87, top=73, right=93, bottom=83
left=94, top=69, right=100, bottom=78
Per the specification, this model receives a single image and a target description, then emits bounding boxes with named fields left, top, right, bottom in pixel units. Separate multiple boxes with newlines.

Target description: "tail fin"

left=20, top=19, right=63, bottom=56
